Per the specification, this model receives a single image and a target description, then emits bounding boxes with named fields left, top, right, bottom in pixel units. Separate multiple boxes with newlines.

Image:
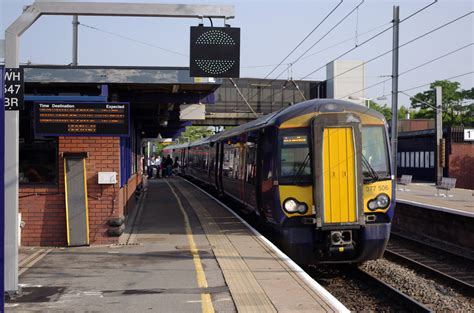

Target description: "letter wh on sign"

left=4, top=68, right=24, bottom=111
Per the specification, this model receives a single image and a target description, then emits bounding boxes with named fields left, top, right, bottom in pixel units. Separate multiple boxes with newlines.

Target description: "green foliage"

left=398, top=106, right=415, bottom=120
left=177, top=126, right=214, bottom=143
left=368, top=100, right=392, bottom=121
left=410, top=80, right=474, bottom=126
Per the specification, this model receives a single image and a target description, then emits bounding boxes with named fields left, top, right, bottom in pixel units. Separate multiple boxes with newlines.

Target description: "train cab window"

left=361, top=126, right=390, bottom=178
left=279, top=131, right=311, bottom=184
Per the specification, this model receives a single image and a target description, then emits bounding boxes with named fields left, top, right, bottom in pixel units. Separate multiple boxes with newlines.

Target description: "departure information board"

left=34, top=102, right=130, bottom=136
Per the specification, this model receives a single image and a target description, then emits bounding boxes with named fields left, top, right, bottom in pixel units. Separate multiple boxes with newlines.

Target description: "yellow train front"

left=171, top=99, right=395, bottom=264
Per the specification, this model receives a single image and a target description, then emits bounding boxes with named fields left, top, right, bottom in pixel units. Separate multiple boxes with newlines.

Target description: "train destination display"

left=34, top=102, right=130, bottom=136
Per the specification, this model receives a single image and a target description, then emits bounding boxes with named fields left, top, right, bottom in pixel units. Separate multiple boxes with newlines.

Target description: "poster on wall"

left=34, top=102, right=130, bottom=136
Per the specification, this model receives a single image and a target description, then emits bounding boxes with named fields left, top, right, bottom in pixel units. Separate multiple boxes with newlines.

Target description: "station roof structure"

left=23, top=65, right=221, bottom=139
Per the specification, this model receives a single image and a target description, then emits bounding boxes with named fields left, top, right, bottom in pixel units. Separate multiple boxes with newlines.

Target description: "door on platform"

left=64, top=152, right=90, bottom=246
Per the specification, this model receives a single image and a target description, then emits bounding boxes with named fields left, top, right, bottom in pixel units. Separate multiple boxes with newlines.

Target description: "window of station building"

left=430, top=151, right=435, bottom=168
left=401, top=152, right=405, bottom=168
left=410, top=152, right=415, bottom=168
left=420, top=151, right=424, bottom=168
left=415, top=151, right=420, bottom=168
left=20, top=138, right=58, bottom=185
left=20, top=103, right=58, bottom=185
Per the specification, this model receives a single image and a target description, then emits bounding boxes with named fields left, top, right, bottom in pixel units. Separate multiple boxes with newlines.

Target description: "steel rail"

left=384, top=249, right=474, bottom=297
left=390, top=231, right=474, bottom=261
left=354, top=268, right=432, bottom=313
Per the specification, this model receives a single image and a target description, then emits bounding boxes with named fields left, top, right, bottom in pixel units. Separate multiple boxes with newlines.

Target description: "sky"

left=1, top=0, right=473, bottom=108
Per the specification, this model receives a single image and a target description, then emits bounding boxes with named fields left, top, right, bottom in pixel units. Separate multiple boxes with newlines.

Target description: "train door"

left=256, top=131, right=264, bottom=217
left=311, top=114, right=364, bottom=229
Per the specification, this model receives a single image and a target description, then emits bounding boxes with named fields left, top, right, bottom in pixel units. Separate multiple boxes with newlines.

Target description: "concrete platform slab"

left=7, top=178, right=346, bottom=313
left=397, top=183, right=474, bottom=217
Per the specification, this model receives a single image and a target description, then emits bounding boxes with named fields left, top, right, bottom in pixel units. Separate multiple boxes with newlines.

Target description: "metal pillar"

left=390, top=6, right=400, bottom=180
left=72, top=15, right=79, bottom=66
left=4, top=1, right=235, bottom=294
left=435, top=86, right=443, bottom=185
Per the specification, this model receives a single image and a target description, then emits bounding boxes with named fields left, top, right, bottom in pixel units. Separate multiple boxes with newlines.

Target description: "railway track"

left=308, top=265, right=431, bottom=312
left=385, top=233, right=474, bottom=296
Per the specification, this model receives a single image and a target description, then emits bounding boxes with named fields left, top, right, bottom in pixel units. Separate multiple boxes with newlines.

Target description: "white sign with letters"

left=4, top=68, right=24, bottom=110
left=464, top=129, right=474, bottom=141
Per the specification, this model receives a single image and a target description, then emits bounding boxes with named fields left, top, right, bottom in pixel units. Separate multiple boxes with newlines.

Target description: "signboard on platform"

left=180, top=104, right=206, bottom=120
left=34, top=102, right=130, bottom=136
left=190, top=26, right=240, bottom=78
left=464, top=129, right=474, bottom=141
left=4, top=68, right=24, bottom=110
left=0, top=65, right=5, bottom=312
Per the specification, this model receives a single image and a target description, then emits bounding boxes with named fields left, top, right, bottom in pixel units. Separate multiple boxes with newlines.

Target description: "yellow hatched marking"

left=166, top=180, right=215, bottom=313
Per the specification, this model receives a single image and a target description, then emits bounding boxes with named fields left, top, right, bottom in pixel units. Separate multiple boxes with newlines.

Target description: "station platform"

left=396, top=183, right=474, bottom=217
left=6, top=178, right=347, bottom=312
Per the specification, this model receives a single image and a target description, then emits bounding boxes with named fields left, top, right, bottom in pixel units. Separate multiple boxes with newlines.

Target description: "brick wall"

left=19, top=136, right=137, bottom=246
left=447, top=143, right=474, bottom=190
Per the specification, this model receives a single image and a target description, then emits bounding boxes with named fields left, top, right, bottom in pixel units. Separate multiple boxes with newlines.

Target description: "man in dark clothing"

left=164, top=155, right=173, bottom=177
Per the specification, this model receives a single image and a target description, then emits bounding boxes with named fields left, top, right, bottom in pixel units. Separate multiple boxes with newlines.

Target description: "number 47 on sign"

left=4, top=68, right=24, bottom=111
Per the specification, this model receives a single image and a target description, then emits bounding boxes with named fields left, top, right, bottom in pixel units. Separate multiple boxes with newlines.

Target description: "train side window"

left=430, top=151, right=435, bottom=168
left=420, top=151, right=424, bottom=168
left=401, top=152, right=405, bottom=168
left=425, top=152, right=430, bottom=168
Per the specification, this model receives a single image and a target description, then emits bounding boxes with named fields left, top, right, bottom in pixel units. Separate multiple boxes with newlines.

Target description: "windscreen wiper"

left=292, top=152, right=310, bottom=185
left=362, top=154, right=379, bottom=183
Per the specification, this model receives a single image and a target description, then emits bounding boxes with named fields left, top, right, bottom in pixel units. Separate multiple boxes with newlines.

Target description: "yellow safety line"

left=63, top=158, right=71, bottom=246
left=83, top=159, right=90, bottom=245
left=165, top=180, right=215, bottom=313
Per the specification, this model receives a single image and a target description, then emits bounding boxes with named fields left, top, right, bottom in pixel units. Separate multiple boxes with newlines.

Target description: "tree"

left=410, top=80, right=474, bottom=126
left=367, top=100, right=392, bottom=121
left=398, top=106, right=415, bottom=120
left=177, top=126, right=214, bottom=143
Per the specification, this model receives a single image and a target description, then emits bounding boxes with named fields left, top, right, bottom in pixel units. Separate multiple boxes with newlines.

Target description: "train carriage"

left=167, top=99, right=394, bottom=264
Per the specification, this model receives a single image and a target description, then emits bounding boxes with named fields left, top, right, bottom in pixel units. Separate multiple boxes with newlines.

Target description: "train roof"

left=212, top=99, right=385, bottom=141
left=165, top=99, right=386, bottom=149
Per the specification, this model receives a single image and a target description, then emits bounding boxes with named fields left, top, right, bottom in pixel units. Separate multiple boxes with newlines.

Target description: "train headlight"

left=368, top=193, right=390, bottom=211
left=376, top=194, right=390, bottom=208
left=283, top=198, right=308, bottom=214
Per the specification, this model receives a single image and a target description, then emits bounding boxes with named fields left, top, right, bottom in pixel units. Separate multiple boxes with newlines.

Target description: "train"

left=164, top=99, right=395, bottom=264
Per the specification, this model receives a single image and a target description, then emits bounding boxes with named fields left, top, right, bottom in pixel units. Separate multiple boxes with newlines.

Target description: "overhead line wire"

left=319, top=11, right=473, bottom=84
left=246, top=0, right=438, bottom=105
left=400, top=71, right=474, bottom=93
left=338, top=42, right=474, bottom=99
left=260, top=0, right=344, bottom=80
left=300, top=21, right=391, bottom=61
left=299, top=0, right=439, bottom=80
left=80, top=23, right=189, bottom=58
left=241, top=22, right=390, bottom=70
left=291, top=0, right=365, bottom=66
left=247, top=0, right=366, bottom=103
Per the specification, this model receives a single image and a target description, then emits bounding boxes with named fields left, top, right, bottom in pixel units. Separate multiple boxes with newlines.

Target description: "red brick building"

left=19, top=66, right=219, bottom=246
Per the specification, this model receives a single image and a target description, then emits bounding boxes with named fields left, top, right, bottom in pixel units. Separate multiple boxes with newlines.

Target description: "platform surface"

left=6, top=178, right=344, bottom=312
left=396, top=183, right=474, bottom=217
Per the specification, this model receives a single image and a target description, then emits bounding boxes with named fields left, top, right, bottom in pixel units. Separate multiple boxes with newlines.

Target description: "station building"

left=19, top=65, right=323, bottom=246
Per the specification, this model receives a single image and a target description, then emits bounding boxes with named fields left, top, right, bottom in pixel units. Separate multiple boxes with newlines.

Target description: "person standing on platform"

left=164, top=155, right=173, bottom=177
left=155, top=155, right=162, bottom=178
left=147, top=156, right=153, bottom=179
left=173, top=157, right=179, bottom=176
